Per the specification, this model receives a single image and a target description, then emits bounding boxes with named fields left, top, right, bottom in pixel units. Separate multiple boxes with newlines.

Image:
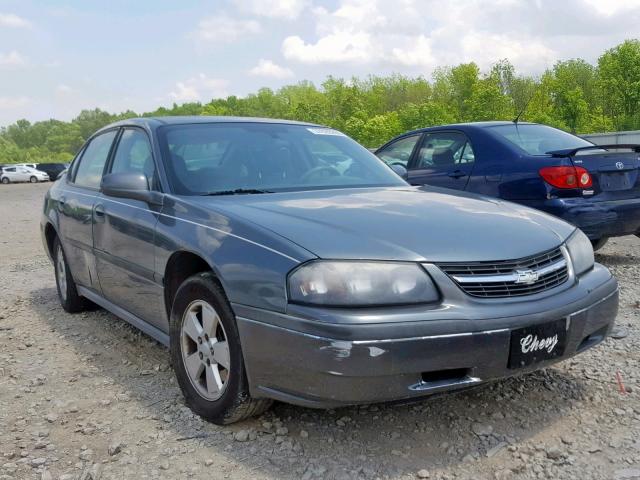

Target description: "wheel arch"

left=162, top=250, right=226, bottom=318
left=43, top=221, right=59, bottom=259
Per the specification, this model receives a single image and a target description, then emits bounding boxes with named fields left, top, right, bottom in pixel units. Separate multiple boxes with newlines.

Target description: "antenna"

left=513, top=86, right=537, bottom=124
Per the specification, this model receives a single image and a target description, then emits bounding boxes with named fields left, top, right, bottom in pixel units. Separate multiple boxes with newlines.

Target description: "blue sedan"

left=376, top=121, right=640, bottom=250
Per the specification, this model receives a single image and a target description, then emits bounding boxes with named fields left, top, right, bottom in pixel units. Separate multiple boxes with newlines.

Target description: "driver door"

left=376, top=134, right=421, bottom=169
left=406, top=131, right=475, bottom=191
left=93, top=127, right=166, bottom=330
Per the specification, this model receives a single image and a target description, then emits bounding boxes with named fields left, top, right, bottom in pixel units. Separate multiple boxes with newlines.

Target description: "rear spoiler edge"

left=548, top=144, right=640, bottom=157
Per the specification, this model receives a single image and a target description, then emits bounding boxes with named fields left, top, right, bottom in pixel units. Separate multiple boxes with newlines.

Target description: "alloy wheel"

left=180, top=300, right=230, bottom=401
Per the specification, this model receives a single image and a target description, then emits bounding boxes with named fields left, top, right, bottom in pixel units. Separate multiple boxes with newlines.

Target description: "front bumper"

left=235, top=264, right=618, bottom=408
left=536, top=196, right=640, bottom=239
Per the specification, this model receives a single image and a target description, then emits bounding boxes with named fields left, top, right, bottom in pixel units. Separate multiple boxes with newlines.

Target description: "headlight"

left=566, top=229, right=594, bottom=276
left=288, top=261, right=439, bottom=306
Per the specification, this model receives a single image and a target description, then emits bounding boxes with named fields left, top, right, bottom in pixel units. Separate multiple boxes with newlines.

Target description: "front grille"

left=437, top=247, right=569, bottom=298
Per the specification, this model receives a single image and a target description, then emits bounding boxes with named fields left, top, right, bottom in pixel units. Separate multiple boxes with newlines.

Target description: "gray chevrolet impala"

left=41, top=117, right=618, bottom=424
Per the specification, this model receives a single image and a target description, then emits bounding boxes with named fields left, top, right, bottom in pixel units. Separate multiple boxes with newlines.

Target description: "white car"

left=1, top=166, right=49, bottom=184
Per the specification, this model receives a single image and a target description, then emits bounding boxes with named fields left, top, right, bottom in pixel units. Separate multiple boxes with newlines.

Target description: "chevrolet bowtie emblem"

left=515, top=269, right=539, bottom=285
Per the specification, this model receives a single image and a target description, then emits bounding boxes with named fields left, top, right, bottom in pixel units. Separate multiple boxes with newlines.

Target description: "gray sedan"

left=41, top=117, right=618, bottom=424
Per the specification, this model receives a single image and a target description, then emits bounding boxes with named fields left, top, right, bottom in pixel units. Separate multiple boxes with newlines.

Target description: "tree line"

left=1, top=39, right=639, bottom=164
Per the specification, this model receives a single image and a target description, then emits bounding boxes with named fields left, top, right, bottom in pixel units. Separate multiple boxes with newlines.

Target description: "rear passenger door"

left=407, top=131, right=476, bottom=191
left=93, top=127, right=167, bottom=330
left=58, top=129, right=118, bottom=291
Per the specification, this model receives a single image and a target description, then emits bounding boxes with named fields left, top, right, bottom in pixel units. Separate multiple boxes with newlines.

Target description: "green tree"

left=598, top=39, right=640, bottom=129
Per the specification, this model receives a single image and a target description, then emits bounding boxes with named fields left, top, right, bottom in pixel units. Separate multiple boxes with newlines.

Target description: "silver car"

left=2, top=165, right=49, bottom=184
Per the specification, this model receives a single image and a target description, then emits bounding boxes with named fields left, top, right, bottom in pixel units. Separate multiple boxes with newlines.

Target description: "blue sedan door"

left=92, top=128, right=167, bottom=332
left=407, top=131, right=475, bottom=190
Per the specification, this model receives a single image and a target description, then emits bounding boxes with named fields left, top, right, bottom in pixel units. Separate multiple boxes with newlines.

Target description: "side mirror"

left=389, top=163, right=409, bottom=180
left=101, top=172, right=163, bottom=206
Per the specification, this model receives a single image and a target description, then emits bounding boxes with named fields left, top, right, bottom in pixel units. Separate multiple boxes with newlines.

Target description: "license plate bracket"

left=600, top=171, right=632, bottom=191
left=508, top=318, right=567, bottom=369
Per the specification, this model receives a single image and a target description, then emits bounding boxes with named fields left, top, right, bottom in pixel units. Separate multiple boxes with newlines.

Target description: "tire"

left=53, top=237, right=94, bottom=313
left=1, top=177, right=9, bottom=184
left=591, top=238, right=609, bottom=252
left=170, top=272, right=272, bottom=424
left=30, top=176, right=38, bottom=183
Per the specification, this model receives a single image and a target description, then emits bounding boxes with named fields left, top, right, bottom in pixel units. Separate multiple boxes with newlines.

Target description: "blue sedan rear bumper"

left=533, top=196, right=640, bottom=240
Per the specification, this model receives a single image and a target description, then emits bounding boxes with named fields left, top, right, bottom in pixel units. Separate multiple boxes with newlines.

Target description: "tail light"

left=539, top=166, right=592, bottom=189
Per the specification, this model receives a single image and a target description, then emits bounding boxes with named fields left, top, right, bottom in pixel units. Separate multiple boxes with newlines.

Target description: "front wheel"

left=591, top=238, right=609, bottom=252
left=1, top=177, right=9, bottom=184
left=170, top=272, right=271, bottom=424
left=30, top=176, right=38, bottom=183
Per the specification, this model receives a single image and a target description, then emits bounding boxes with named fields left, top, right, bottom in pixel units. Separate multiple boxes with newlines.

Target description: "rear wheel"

left=30, top=176, right=38, bottom=183
left=591, top=238, right=609, bottom=252
left=1, top=177, right=9, bottom=184
left=53, top=237, right=94, bottom=313
left=170, top=272, right=272, bottom=424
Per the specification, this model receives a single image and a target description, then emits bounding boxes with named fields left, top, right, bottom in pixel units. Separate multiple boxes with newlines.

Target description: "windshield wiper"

left=201, top=188, right=273, bottom=196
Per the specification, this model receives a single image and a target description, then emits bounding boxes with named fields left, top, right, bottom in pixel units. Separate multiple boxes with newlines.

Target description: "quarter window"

left=376, top=135, right=421, bottom=167
left=416, top=132, right=475, bottom=168
left=73, top=130, right=117, bottom=189
left=111, top=129, right=156, bottom=188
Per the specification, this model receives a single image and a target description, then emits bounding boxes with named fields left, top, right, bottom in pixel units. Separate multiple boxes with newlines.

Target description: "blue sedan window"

left=488, top=124, right=594, bottom=155
left=158, top=123, right=406, bottom=195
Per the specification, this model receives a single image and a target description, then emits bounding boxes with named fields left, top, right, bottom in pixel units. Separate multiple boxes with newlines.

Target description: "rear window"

left=488, top=124, right=594, bottom=155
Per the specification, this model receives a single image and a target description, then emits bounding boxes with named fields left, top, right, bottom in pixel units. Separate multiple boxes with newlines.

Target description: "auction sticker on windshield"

left=307, top=127, right=346, bottom=136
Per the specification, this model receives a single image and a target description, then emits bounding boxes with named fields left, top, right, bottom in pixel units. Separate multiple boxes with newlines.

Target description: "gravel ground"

left=0, top=182, right=638, bottom=480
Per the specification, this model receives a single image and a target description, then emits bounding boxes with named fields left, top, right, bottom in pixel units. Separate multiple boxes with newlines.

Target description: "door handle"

left=447, top=170, right=467, bottom=179
left=94, top=204, right=105, bottom=221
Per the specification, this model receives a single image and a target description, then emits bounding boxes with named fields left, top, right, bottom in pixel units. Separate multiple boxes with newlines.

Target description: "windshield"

left=488, top=124, right=595, bottom=155
left=157, top=123, right=406, bottom=195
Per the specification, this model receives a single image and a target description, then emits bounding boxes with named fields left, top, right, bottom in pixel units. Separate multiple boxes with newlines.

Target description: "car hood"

left=193, top=186, right=575, bottom=262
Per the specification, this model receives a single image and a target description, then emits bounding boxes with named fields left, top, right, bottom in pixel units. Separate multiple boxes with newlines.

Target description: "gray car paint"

left=41, top=116, right=619, bottom=408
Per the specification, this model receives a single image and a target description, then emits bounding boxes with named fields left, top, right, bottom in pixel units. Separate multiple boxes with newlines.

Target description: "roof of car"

left=379, top=121, right=538, bottom=143
left=104, top=116, right=321, bottom=131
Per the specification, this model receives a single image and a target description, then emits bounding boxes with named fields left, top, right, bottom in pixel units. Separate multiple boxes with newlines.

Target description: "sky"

left=0, top=0, right=639, bottom=127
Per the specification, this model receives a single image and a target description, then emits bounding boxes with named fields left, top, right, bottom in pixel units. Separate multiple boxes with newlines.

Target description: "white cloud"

left=281, top=0, right=425, bottom=65
left=459, top=32, right=556, bottom=73
left=56, top=84, right=73, bottom=95
left=279, top=0, right=640, bottom=74
left=390, top=35, right=435, bottom=68
left=232, top=0, right=309, bottom=19
left=0, top=96, right=30, bottom=109
left=0, top=13, right=31, bottom=28
left=193, top=14, right=260, bottom=43
left=283, top=31, right=375, bottom=64
left=169, top=74, right=229, bottom=102
left=0, top=51, right=27, bottom=68
left=249, top=59, right=294, bottom=79
left=582, top=0, right=640, bottom=15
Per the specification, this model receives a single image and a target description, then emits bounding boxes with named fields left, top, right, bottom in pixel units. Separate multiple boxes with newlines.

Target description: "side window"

left=110, top=129, right=156, bottom=188
left=73, top=130, right=117, bottom=189
left=376, top=135, right=421, bottom=167
left=416, top=132, right=475, bottom=168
